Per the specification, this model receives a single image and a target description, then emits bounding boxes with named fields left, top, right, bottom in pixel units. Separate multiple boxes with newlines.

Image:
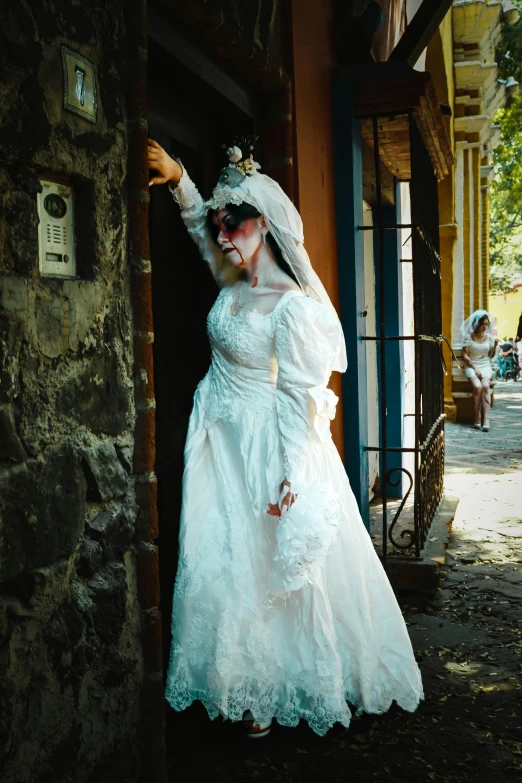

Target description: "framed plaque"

left=62, top=46, right=97, bottom=123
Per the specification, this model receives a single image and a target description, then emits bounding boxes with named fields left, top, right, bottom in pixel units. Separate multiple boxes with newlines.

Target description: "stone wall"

left=0, top=2, right=145, bottom=781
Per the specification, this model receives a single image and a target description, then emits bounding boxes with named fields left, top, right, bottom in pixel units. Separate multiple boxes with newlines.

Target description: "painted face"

left=213, top=209, right=265, bottom=269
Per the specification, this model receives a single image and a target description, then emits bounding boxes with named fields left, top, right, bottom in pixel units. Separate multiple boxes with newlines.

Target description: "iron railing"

left=359, top=111, right=446, bottom=559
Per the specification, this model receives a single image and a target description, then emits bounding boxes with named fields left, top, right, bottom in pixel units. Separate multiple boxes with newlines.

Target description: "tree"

left=490, top=8, right=522, bottom=292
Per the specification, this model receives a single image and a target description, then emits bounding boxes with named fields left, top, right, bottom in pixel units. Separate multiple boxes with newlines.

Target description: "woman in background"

left=461, top=310, right=497, bottom=431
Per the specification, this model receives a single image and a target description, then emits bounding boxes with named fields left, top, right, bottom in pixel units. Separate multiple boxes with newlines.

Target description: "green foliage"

left=490, top=11, right=522, bottom=292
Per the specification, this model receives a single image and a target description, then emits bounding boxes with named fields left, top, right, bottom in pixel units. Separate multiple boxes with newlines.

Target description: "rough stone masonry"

left=0, top=2, right=145, bottom=781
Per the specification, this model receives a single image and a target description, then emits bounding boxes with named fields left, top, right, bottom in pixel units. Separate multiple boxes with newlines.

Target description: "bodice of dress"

left=208, top=285, right=283, bottom=375
left=464, top=335, right=493, bottom=369
left=201, top=286, right=295, bottom=431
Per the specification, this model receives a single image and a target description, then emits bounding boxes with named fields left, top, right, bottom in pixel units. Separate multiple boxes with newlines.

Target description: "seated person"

left=461, top=311, right=497, bottom=431
left=498, top=339, right=515, bottom=379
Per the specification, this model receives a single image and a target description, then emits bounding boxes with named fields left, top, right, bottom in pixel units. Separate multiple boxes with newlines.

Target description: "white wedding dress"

left=165, top=171, right=423, bottom=736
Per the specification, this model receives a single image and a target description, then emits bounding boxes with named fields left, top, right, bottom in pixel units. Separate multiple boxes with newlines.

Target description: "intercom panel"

left=37, top=179, right=76, bottom=278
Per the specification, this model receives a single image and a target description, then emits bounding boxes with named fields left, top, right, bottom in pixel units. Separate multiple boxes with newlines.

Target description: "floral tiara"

left=222, top=134, right=261, bottom=176
left=206, top=136, right=262, bottom=210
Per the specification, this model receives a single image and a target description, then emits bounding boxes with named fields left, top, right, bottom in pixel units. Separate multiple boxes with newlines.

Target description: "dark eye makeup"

left=222, top=217, right=240, bottom=231
left=207, top=209, right=248, bottom=241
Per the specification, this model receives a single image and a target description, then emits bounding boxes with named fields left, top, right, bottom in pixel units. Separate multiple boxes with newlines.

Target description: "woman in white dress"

left=148, top=140, right=423, bottom=738
left=461, top=310, right=498, bottom=432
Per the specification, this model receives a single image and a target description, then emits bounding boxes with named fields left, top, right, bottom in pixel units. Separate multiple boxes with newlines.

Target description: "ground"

left=167, top=382, right=522, bottom=782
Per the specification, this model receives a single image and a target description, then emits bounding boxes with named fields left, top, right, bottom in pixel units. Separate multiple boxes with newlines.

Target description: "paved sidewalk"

left=445, top=380, right=522, bottom=473
left=168, top=382, right=522, bottom=783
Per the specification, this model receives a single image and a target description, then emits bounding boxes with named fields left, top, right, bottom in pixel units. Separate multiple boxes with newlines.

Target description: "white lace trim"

left=169, top=168, right=201, bottom=210
left=165, top=656, right=424, bottom=736
left=206, top=183, right=246, bottom=210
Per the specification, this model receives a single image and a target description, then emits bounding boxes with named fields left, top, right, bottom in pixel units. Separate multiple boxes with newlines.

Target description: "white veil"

left=460, top=310, right=493, bottom=344
left=207, top=169, right=348, bottom=374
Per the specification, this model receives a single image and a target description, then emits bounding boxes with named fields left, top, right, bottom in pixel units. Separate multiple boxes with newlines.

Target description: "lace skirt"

left=165, top=381, right=423, bottom=735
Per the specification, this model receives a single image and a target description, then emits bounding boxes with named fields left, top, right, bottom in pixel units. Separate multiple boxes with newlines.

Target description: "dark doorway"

left=147, top=7, right=256, bottom=747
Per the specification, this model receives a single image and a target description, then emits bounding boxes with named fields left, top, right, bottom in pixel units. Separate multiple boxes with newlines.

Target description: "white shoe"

left=473, top=422, right=481, bottom=430
left=482, top=419, right=490, bottom=432
left=243, top=711, right=272, bottom=738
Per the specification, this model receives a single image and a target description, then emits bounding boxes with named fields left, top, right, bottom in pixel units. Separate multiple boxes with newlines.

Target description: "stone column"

left=472, top=147, right=482, bottom=310
left=463, top=148, right=472, bottom=319
left=482, top=185, right=490, bottom=311
left=440, top=222, right=458, bottom=421
left=452, top=145, right=465, bottom=346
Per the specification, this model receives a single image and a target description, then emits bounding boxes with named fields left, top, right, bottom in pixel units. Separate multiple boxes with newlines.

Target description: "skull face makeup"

left=212, top=209, right=267, bottom=270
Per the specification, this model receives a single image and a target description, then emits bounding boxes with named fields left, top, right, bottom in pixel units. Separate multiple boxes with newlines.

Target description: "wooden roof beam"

left=389, top=0, right=454, bottom=66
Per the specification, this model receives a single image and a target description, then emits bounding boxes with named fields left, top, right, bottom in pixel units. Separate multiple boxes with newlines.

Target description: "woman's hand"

left=266, top=480, right=296, bottom=518
left=148, top=139, right=182, bottom=187
left=476, top=370, right=482, bottom=380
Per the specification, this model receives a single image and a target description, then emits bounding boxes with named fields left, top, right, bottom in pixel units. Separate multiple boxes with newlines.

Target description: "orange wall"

left=291, top=0, right=344, bottom=455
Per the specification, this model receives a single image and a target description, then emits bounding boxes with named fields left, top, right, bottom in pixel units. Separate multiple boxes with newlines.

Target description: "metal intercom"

left=37, top=179, right=76, bottom=278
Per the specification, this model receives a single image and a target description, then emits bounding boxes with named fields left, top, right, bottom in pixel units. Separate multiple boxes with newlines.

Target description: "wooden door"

left=147, top=23, right=256, bottom=742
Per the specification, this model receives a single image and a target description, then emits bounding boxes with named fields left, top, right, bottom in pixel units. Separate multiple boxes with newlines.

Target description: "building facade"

left=441, top=0, right=518, bottom=421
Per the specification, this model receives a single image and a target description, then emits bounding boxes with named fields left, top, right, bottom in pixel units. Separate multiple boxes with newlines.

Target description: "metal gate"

left=362, top=111, right=446, bottom=560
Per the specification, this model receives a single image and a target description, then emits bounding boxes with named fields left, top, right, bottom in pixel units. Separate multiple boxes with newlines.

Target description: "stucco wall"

left=0, top=3, right=145, bottom=781
left=290, top=0, right=344, bottom=455
left=426, top=13, right=456, bottom=416
left=490, top=287, right=522, bottom=339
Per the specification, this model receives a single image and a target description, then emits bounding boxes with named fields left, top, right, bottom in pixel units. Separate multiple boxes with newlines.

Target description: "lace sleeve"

left=274, top=295, right=340, bottom=492
left=168, top=165, right=226, bottom=285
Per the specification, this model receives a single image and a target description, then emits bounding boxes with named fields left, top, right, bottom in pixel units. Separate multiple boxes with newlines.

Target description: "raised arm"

left=147, top=139, right=225, bottom=283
